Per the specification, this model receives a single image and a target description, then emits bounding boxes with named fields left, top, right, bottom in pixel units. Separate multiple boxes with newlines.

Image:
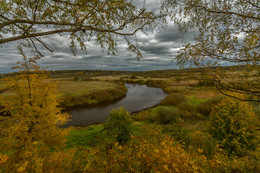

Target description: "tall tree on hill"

left=163, top=0, right=260, bottom=102
left=0, top=56, right=70, bottom=172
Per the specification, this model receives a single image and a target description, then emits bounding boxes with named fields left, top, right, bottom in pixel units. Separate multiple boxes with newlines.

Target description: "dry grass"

left=91, top=76, right=123, bottom=81
left=58, top=80, right=120, bottom=97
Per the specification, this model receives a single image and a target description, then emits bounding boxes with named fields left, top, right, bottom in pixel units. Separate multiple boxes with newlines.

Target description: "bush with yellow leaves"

left=209, top=98, right=259, bottom=156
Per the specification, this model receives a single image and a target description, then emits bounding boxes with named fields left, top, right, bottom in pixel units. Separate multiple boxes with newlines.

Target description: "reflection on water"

left=67, top=84, right=166, bottom=126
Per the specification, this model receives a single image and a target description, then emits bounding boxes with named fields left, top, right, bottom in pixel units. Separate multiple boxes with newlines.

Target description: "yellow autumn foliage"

left=0, top=57, right=69, bottom=172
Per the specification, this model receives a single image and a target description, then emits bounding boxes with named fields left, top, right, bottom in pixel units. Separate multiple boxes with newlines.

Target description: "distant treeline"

left=1, top=65, right=258, bottom=79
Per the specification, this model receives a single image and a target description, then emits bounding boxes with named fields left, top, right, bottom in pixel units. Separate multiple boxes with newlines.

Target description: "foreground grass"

left=66, top=124, right=105, bottom=148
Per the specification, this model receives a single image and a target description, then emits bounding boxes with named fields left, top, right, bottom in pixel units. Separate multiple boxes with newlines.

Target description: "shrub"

left=156, top=106, right=182, bottom=124
left=196, top=96, right=224, bottom=116
left=160, top=94, right=187, bottom=106
left=209, top=98, right=259, bottom=156
left=104, top=108, right=132, bottom=144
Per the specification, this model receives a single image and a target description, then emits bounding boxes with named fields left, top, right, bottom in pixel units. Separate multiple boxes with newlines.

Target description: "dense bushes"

left=104, top=108, right=132, bottom=144
left=209, top=98, right=259, bottom=156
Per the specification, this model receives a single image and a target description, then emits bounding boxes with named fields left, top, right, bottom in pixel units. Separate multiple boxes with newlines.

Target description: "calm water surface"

left=66, top=84, right=166, bottom=126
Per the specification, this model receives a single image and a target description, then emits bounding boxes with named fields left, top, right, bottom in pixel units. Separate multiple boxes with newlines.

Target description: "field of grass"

left=58, top=80, right=127, bottom=107
left=58, top=80, right=123, bottom=97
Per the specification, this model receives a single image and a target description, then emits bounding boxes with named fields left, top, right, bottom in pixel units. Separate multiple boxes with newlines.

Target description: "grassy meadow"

left=57, top=80, right=127, bottom=107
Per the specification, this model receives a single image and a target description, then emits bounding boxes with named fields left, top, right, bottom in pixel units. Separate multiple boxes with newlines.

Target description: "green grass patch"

left=66, top=124, right=105, bottom=148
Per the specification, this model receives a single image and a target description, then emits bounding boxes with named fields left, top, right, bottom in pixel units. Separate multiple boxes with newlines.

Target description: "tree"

left=0, top=0, right=165, bottom=57
left=0, top=56, right=69, bottom=172
left=209, top=98, right=259, bottom=156
left=163, top=0, right=260, bottom=102
left=104, top=107, right=132, bottom=144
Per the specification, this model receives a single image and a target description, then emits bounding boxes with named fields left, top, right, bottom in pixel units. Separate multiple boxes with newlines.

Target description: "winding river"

left=66, top=84, right=167, bottom=126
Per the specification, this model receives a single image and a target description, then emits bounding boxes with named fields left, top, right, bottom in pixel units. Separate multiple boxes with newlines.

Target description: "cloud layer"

left=0, top=1, right=195, bottom=74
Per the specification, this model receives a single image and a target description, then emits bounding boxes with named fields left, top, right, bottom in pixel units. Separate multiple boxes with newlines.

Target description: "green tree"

left=104, top=107, right=132, bottom=144
left=163, top=0, right=260, bottom=102
left=209, top=98, right=259, bottom=156
left=0, top=56, right=70, bottom=172
left=1, top=0, right=165, bottom=57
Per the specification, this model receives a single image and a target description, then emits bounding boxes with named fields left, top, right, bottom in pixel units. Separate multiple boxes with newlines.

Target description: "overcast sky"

left=0, top=0, right=195, bottom=74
